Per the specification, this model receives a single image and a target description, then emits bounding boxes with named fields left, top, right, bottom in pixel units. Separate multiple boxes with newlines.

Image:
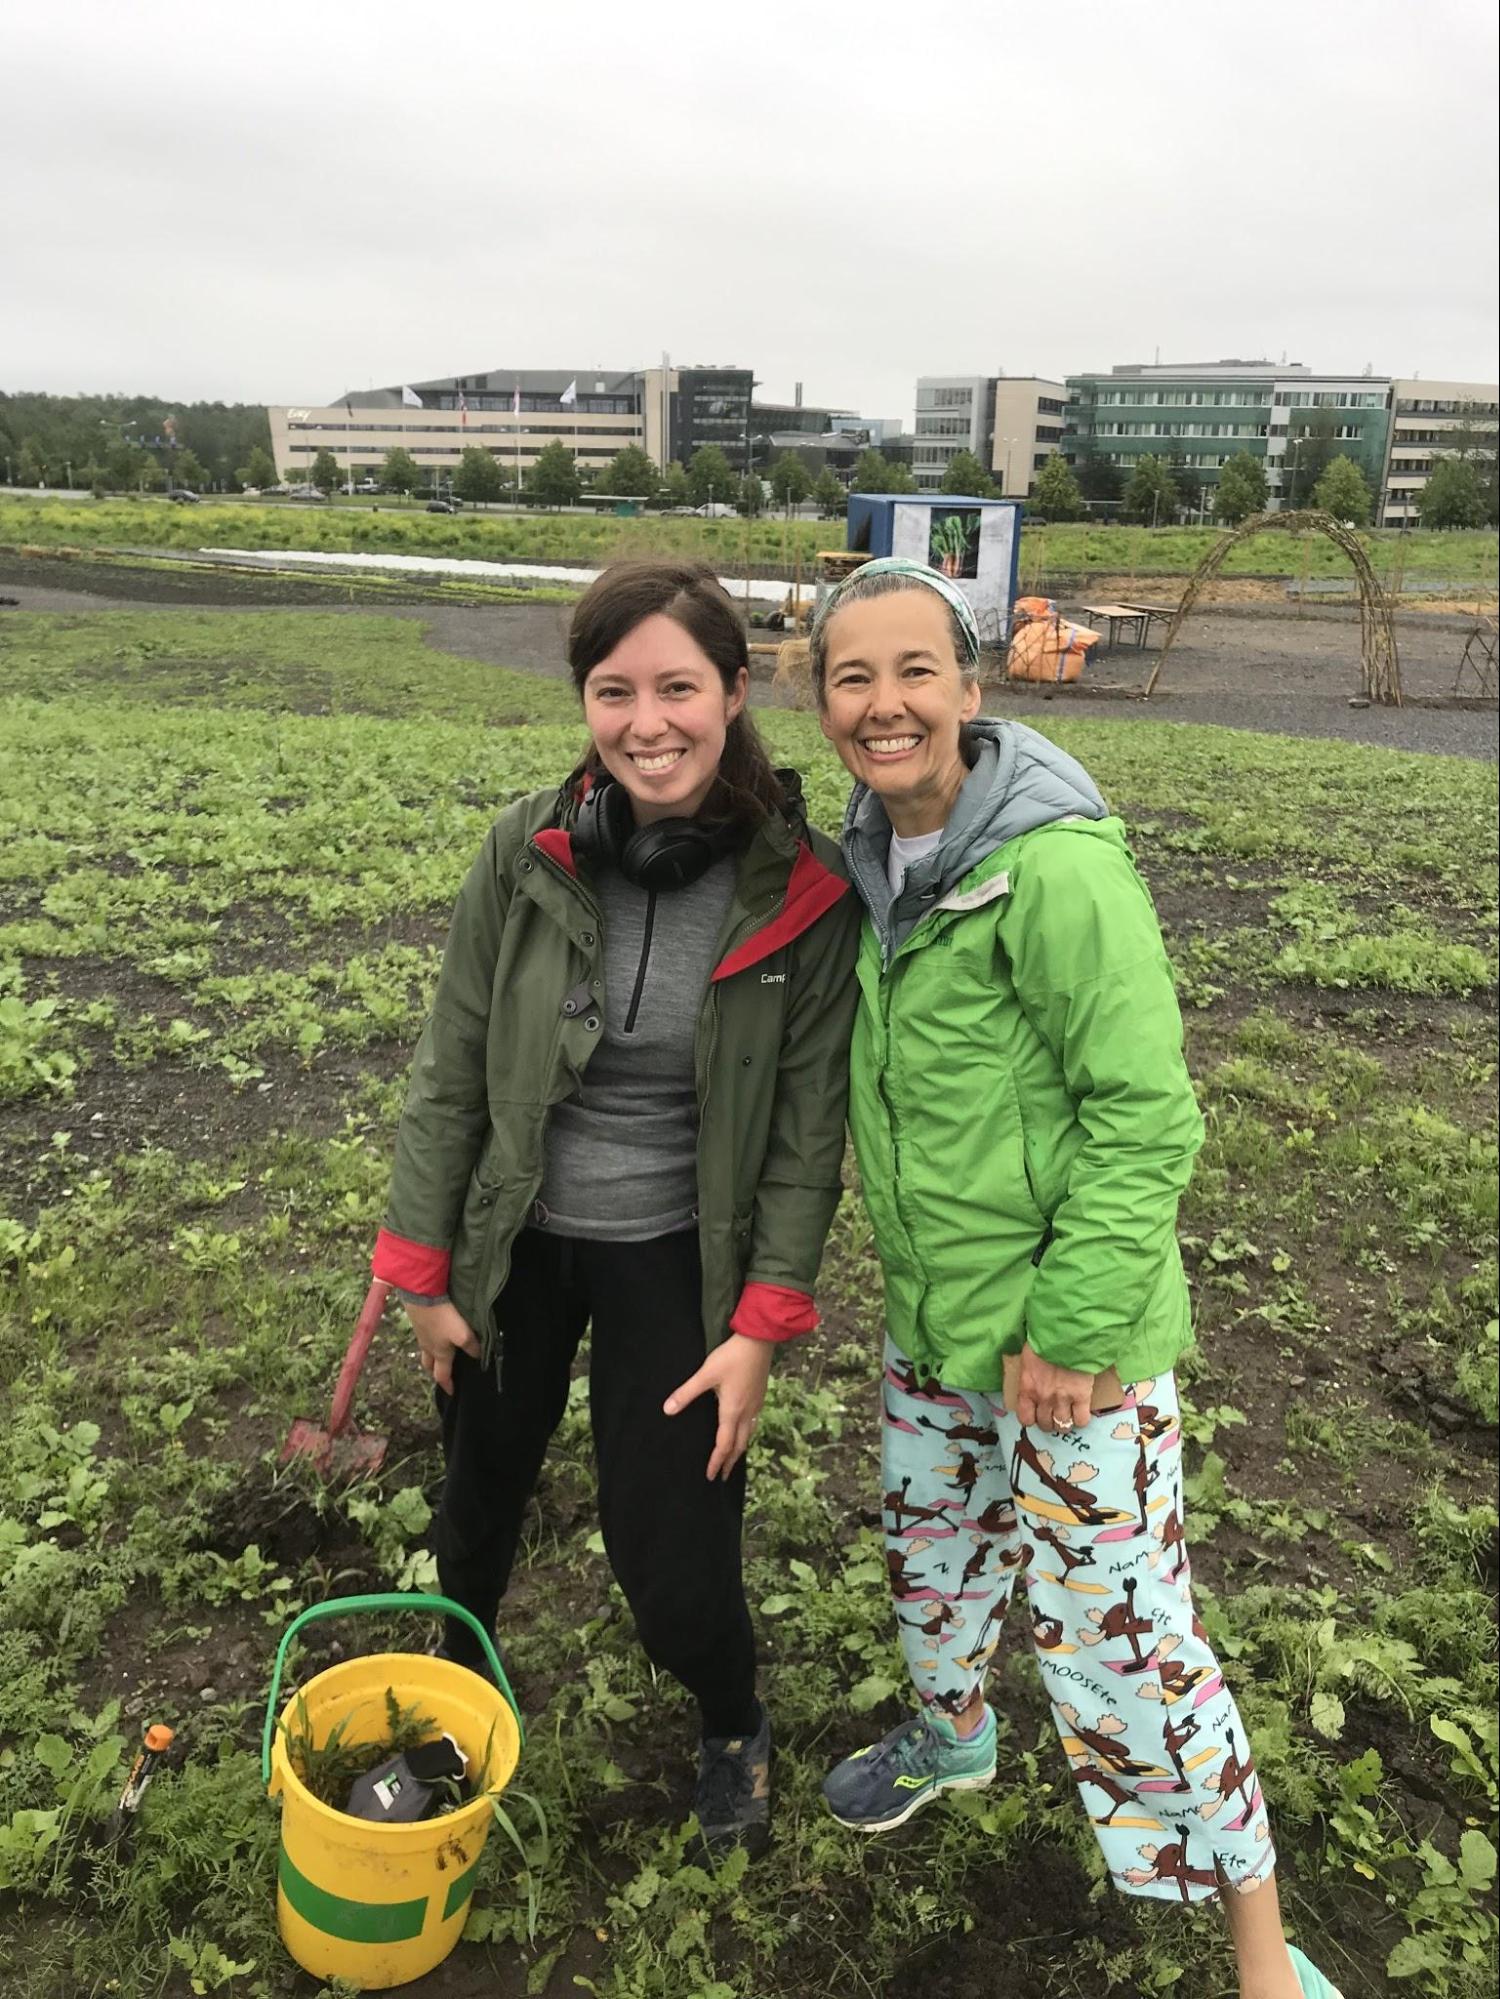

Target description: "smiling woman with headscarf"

left=807, top=557, right=1344, bottom=1999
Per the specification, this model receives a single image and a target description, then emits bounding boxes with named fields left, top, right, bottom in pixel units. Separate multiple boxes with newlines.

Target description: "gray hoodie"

left=841, top=717, right=1108, bottom=962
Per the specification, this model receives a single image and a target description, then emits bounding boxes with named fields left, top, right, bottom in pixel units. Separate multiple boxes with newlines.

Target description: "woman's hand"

left=1013, top=1342, right=1097, bottom=1435
left=663, top=1334, right=776, bottom=1481
left=404, top=1298, right=482, bottom=1396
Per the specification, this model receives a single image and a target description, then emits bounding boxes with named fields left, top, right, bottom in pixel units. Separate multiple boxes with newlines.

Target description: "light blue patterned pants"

left=881, top=1338, right=1276, bottom=1903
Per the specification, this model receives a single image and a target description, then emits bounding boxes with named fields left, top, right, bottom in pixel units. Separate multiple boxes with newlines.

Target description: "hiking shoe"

left=694, top=1708, right=772, bottom=1859
left=822, top=1708, right=996, bottom=1831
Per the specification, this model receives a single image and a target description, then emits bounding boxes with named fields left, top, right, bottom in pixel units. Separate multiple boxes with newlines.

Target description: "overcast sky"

left=4, top=0, right=1496, bottom=422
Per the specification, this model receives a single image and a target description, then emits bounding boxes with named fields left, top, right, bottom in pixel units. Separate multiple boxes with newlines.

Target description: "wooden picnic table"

left=1081, top=603, right=1155, bottom=651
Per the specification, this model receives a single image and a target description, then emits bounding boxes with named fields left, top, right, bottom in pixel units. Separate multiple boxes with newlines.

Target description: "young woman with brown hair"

left=373, top=561, right=860, bottom=1854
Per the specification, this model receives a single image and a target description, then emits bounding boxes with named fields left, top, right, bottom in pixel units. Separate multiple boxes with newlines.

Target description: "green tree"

left=16, top=439, right=46, bottom=485
left=104, top=441, right=143, bottom=490
left=595, top=445, right=660, bottom=501
left=939, top=449, right=996, bottom=497
left=813, top=468, right=846, bottom=518
left=310, top=448, right=341, bottom=495
left=769, top=451, right=812, bottom=513
left=241, top=445, right=278, bottom=490
left=687, top=445, right=736, bottom=508
left=1446, top=404, right=1500, bottom=524
left=1167, top=456, right=1203, bottom=517
left=1311, top=454, right=1372, bottom=526
left=851, top=448, right=916, bottom=495
left=528, top=439, right=583, bottom=508
left=1418, top=456, right=1488, bottom=529
left=1213, top=452, right=1268, bottom=525
left=1029, top=457, right=1086, bottom=522
left=453, top=446, right=503, bottom=504
left=658, top=462, right=691, bottom=509
left=1284, top=413, right=1339, bottom=509
left=736, top=473, right=765, bottom=517
left=1123, top=455, right=1178, bottom=525
left=172, top=448, right=205, bottom=491
left=380, top=447, right=422, bottom=495
left=1075, top=454, right=1123, bottom=503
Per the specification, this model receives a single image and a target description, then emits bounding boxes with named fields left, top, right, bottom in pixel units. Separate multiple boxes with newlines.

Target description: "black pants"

left=435, top=1227, right=759, bottom=1738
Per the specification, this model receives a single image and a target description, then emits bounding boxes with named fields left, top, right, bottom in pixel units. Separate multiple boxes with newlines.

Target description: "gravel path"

left=4, top=556, right=1493, bottom=760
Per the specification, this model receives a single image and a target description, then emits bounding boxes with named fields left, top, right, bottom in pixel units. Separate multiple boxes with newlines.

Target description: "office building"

left=990, top=378, right=1068, bottom=496
left=1379, top=380, right=1499, bottom=527
left=911, top=376, right=996, bottom=490
left=267, top=363, right=754, bottom=486
left=909, top=376, right=1065, bottom=494
left=1264, top=374, right=1391, bottom=508
left=1063, top=360, right=1396, bottom=511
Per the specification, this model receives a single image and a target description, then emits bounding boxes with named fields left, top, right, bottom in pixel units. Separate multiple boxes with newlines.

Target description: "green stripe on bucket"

left=278, top=1847, right=428, bottom=1944
left=441, top=1858, right=480, bottom=1921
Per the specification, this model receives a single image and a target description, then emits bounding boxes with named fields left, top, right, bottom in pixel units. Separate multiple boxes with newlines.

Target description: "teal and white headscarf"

left=812, top=555, right=980, bottom=667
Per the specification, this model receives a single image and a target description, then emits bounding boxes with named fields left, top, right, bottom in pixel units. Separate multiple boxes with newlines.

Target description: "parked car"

left=425, top=497, right=462, bottom=513
left=167, top=489, right=200, bottom=504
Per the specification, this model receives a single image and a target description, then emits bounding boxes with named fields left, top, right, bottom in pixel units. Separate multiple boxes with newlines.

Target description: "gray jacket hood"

left=841, top=717, right=1108, bottom=959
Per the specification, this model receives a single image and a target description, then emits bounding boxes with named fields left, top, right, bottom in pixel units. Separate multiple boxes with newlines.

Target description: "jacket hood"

left=841, top=717, right=1107, bottom=958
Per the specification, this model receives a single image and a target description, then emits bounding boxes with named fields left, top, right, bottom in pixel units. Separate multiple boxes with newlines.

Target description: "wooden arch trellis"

left=1143, top=509, right=1403, bottom=705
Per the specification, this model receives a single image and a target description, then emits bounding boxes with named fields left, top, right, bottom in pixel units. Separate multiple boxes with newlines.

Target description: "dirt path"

left=4, top=553, right=1494, bottom=758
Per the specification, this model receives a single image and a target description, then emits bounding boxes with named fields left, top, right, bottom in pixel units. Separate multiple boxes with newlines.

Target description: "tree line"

left=0, top=391, right=274, bottom=494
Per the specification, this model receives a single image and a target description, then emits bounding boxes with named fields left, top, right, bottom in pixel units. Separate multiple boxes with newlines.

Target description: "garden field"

left=0, top=608, right=1496, bottom=1999
left=2, top=493, right=1497, bottom=590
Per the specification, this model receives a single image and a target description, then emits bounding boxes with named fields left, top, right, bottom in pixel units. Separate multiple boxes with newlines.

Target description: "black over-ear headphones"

left=572, top=778, right=738, bottom=891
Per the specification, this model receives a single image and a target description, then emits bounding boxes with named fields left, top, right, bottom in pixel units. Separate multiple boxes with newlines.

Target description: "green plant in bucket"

left=277, top=1687, right=443, bottom=1812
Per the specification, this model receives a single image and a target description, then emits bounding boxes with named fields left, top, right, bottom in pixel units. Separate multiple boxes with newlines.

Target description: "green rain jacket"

left=842, top=719, right=1204, bottom=1392
left=375, top=780, right=861, bottom=1363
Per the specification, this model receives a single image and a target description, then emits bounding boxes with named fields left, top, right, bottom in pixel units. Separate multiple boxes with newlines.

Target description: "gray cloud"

left=3, top=0, right=1495, bottom=419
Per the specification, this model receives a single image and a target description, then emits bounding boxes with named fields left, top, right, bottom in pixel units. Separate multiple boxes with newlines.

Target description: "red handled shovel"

left=280, top=1278, right=391, bottom=1479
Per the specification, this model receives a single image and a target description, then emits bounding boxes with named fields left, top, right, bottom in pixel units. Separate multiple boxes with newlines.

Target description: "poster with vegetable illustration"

left=890, top=499, right=1019, bottom=642
left=927, top=506, right=982, bottom=579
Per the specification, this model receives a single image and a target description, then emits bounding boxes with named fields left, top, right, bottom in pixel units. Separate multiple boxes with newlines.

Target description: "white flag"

left=559, top=379, right=577, bottom=408
left=401, top=385, right=422, bottom=408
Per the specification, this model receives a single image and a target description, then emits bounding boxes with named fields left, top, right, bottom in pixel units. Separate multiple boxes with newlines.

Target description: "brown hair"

left=565, top=561, right=787, bottom=826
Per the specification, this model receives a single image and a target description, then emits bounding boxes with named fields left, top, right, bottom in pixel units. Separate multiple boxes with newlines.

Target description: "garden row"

left=0, top=608, right=1495, bottom=1997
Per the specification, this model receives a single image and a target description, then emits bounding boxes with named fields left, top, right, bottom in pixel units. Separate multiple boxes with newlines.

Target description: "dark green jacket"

left=374, top=783, right=861, bottom=1360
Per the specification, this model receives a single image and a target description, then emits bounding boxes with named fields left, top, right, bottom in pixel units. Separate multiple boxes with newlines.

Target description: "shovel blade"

left=279, top=1419, right=387, bottom=1480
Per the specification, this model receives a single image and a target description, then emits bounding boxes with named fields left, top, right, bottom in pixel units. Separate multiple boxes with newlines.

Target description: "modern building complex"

left=908, top=376, right=1066, bottom=494
left=1064, top=360, right=1302, bottom=508
left=911, top=376, right=995, bottom=490
left=1379, top=380, right=1499, bottom=527
left=748, top=392, right=909, bottom=481
left=267, top=354, right=1496, bottom=520
left=267, top=363, right=754, bottom=487
left=1062, top=359, right=1497, bottom=518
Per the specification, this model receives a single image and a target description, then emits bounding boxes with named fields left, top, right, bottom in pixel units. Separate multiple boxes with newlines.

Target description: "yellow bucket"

left=262, top=1593, right=522, bottom=1992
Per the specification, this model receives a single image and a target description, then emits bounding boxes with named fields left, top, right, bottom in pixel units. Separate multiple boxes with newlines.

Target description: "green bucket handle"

left=261, top=1591, right=523, bottom=1786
